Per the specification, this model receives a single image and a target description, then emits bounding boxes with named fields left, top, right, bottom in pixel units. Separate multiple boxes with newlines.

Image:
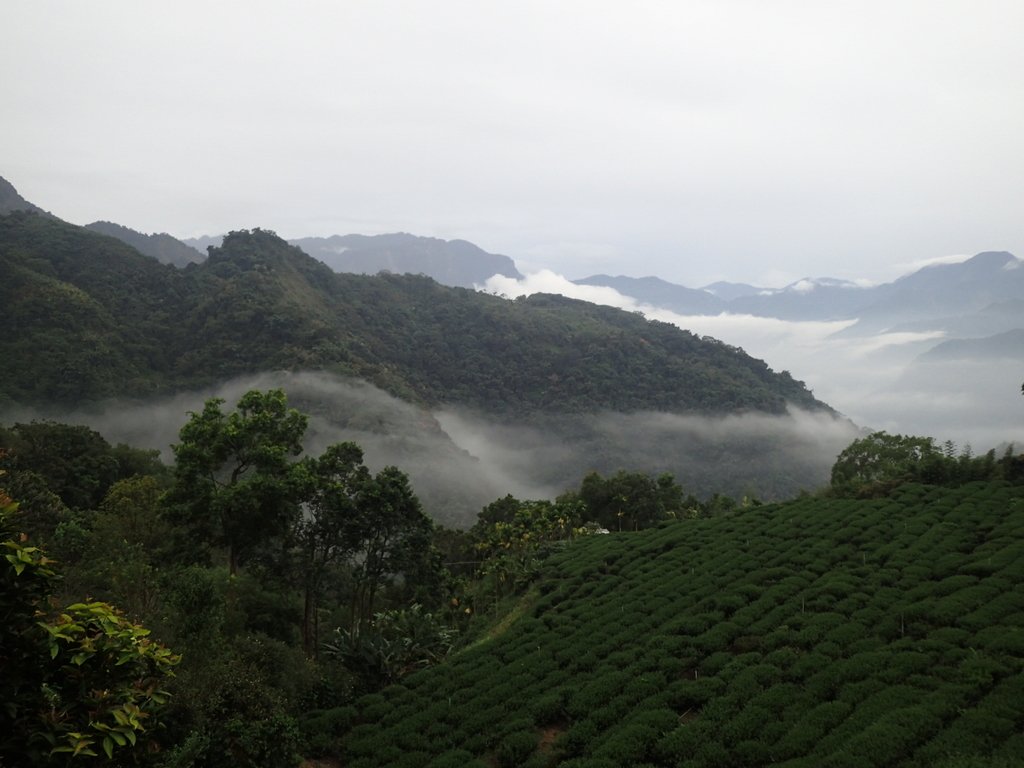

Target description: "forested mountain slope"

left=0, top=212, right=184, bottom=402
left=0, top=212, right=826, bottom=418
left=336, top=478, right=1024, bottom=767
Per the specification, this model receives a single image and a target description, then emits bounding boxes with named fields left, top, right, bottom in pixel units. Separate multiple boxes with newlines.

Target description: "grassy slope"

left=338, top=480, right=1024, bottom=767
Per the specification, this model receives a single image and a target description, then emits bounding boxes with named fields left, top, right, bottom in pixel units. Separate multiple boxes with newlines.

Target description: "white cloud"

left=841, top=331, right=947, bottom=357
left=651, top=311, right=853, bottom=356
left=482, top=270, right=642, bottom=308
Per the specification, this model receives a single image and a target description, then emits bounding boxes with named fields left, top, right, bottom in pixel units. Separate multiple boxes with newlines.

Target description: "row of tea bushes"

left=337, top=480, right=1024, bottom=767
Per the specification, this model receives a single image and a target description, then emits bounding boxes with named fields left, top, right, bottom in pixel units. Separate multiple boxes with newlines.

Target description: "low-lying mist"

left=2, top=371, right=860, bottom=528
left=484, top=272, right=1024, bottom=453
left=439, top=405, right=861, bottom=505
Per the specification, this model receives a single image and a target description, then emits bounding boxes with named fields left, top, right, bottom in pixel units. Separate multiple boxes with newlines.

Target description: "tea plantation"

left=334, top=480, right=1024, bottom=767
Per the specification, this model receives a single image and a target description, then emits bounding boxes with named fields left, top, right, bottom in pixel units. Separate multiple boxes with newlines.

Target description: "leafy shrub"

left=552, top=718, right=598, bottom=759
left=531, top=691, right=567, bottom=725
left=497, top=729, right=537, bottom=767
left=297, top=706, right=356, bottom=756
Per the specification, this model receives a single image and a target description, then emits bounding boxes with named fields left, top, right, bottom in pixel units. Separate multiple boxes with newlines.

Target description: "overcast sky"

left=3, top=1, right=1023, bottom=287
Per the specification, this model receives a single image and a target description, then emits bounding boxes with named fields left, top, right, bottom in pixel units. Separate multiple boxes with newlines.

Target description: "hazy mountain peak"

left=85, top=220, right=204, bottom=267
left=574, top=274, right=725, bottom=314
left=966, top=250, right=1015, bottom=265
left=181, top=231, right=525, bottom=289
left=965, top=251, right=1020, bottom=273
left=782, top=277, right=863, bottom=294
left=898, top=250, right=1019, bottom=282
left=579, top=274, right=686, bottom=289
left=289, top=232, right=523, bottom=288
left=700, top=281, right=765, bottom=300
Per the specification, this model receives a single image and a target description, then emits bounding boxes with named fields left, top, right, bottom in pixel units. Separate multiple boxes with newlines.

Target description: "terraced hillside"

left=334, top=480, right=1024, bottom=767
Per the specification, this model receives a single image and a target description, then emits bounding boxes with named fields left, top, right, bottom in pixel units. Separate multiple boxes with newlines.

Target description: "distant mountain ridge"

left=577, top=251, right=1024, bottom=338
left=574, top=274, right=724, bottom=315
left=1, top=175, right=521, bottom=289
left=7, top=173, right=1014, bottom=340
left=290, top=233, right=523, bottom=288
left=184, top=231, right=523, bottom=289
left=917, top=328, right=1024, bottom=363
left=887, top=299, right=1024, bottom=339
left=85, top=220, right=204, bottom=267
left=701, top=280, right=764, bottom=301
left=837, top=251, right=1024, bottom=334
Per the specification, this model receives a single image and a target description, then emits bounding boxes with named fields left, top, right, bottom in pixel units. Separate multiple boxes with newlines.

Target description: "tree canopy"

left=830, top=431, right=1012, bottom=496
left=830, top=432, right=941, bottom=495
left=574, top=469, right=692, bottom=531
left=167, top=389, right=308, bottom=575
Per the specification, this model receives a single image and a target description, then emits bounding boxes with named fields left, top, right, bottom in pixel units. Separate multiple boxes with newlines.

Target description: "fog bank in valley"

left=2, top=371, right=859, bottom=528
left=3, top=372, right=512, bottom=528
left=439, top=405, right=862, bottom=505
left=484, top=272, right=1024, bottom=453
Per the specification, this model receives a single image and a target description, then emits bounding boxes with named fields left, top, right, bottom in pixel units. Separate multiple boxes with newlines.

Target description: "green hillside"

left=0, top=212, right=826, bottom=418
left=0, top=212, right=182, bottom=401
left=335, top=479, right=1024, bottom=767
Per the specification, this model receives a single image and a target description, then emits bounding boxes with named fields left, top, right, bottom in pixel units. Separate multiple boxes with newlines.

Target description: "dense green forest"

left=2, top=390, right=1023, bottom=766
left=0, top=212, right=824, bottom=417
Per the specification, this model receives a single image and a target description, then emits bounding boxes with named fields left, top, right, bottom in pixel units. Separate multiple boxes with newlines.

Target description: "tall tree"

left=577, top=470, right=684, bottom=531
left=296, top=441, right=370, bottom=656
left=168, top=389, right=308, bottom=575
left=830, top=431, right=940, bottom=495
left=349, top=465, right=436, bottom=625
